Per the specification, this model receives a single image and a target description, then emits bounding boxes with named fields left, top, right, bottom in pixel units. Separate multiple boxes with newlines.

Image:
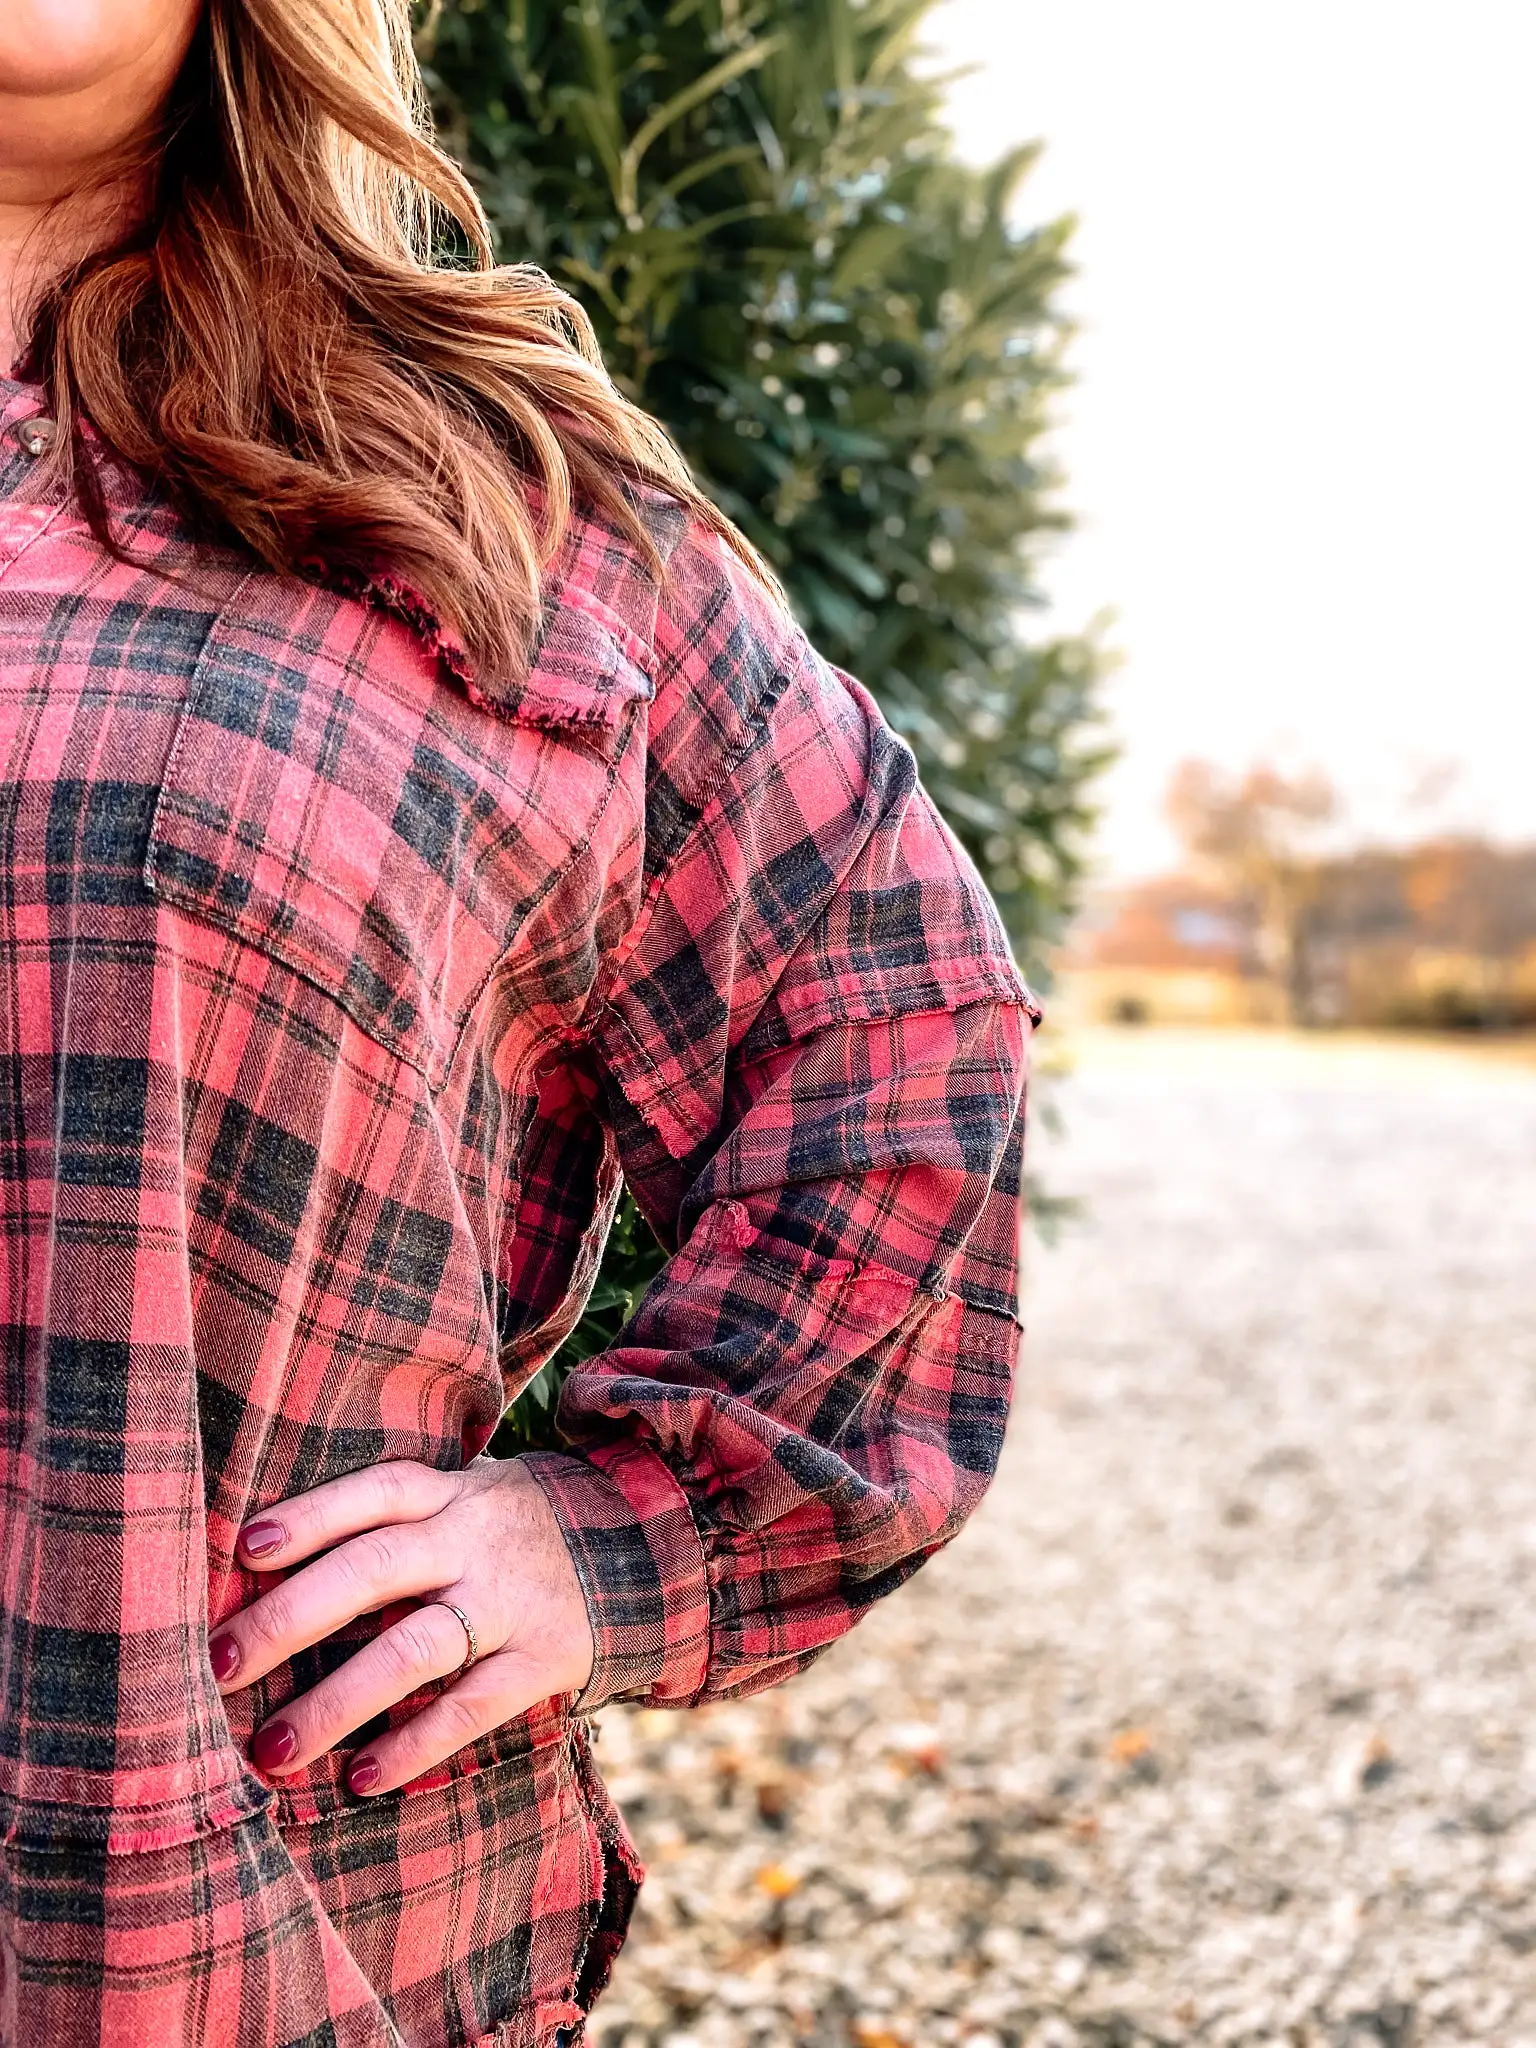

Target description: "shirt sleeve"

left=522, top=529, right=1039, bottom=1710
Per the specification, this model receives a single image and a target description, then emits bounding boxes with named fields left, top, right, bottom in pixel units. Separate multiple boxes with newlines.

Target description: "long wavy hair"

left=27, top=0, right=764, bottom=677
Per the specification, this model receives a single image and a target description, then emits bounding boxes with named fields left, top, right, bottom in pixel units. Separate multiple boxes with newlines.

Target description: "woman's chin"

left=0, top=0, right=200, bottom=110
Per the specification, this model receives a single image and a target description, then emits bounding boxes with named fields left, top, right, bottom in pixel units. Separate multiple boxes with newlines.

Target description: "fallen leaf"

left=894, top=1742, right=945, bottom=1777
left=1016, top=1799, right=1063, bottom=1830
left=886, top=1723, right=945, bottom=1776
left=1360, top=1732, right=1395, bottom=1789
left=1107, top=1727, right=1154, bottom=1764
left=851, top=2022, right=911, bottom=2048
left=1331, top=1728, right=1397, bottom=1800
left=756, top=1778, right=790, bottom=1826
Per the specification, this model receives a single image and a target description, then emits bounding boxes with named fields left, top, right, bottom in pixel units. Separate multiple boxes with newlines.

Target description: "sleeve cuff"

left=521, top=1443, right=712, bottom=1711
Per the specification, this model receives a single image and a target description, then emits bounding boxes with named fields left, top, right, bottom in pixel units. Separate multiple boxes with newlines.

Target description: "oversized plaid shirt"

left=0, top=369, right=1036, bottom=2047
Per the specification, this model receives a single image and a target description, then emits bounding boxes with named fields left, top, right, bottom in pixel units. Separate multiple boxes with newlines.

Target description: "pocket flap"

left=145, top=574, right=650, bottom=1085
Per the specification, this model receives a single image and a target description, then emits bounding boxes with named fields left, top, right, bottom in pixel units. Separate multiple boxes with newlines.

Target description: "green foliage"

left=420, top=0, right=1108, bottom=1445
left=485, top=1195, right=662, bottom=1457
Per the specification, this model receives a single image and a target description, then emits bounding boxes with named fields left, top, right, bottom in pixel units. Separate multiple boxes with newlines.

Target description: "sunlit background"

left=932, top=0, right=1536, bottom=879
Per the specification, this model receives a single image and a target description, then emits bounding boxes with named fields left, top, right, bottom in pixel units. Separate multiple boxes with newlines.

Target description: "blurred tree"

left=416, top=0, right=1107, bottom=1447
left=1302, top=838, right=1536, bottom=1031
left=1166, top=759, right=1338, bottom=1019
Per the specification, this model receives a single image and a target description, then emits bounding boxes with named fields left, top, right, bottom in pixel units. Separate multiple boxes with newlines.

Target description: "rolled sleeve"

left=526, top=529, right=1039, bottom=1706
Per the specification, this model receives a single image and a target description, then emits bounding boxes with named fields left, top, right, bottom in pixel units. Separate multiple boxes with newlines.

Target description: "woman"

left=0, top=3, right=1036, bottom=2043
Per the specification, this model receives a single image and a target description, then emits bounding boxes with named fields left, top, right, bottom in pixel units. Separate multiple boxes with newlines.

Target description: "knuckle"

left=279, top=1492, right=319, bottom=1541
left=381, top=1615, right=441, bottom=1679
left=244, top=1594, right=294, bottom=1654
left=380, top=1459, right=439, bottom=1517
left=434, top=1689, right=486, bottom=1745
left=372, top=1461, right=415, bottom=1514
left=285, top=1692, right=342, bottom=1756
left=338, top=1530, right=398, bottom=1593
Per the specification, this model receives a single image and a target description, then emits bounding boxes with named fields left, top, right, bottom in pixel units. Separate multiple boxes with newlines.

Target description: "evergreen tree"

left=418, top=0, right=1107, bottom=1448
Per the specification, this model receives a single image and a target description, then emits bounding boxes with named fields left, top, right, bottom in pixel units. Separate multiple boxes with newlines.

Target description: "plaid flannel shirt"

left=0, top=370, right=1037, bottom=2047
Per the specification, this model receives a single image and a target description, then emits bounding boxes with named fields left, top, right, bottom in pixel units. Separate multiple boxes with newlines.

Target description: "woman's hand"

left=208, top=1458, right=595, bottom=1797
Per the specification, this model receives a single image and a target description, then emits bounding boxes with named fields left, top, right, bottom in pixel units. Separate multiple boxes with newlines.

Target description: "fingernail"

left=240, top=1520, right=285, bottom=1559
left=208, top=1633, right=241, bottom=1683
left=348, top=1755, right=381, bottom=1795
left=252, top=1719, right=298, bottom=1771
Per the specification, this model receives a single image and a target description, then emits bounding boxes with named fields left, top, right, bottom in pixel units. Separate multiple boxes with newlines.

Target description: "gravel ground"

left=587, top=1029, right=1536, bottom=2048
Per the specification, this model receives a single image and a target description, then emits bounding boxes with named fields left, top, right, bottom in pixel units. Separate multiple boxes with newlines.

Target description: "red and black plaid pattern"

left=0, top=370, right=1036, bottom=2046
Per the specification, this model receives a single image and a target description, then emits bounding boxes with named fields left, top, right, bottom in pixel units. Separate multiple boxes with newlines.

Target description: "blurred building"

left=1053, top=877, right=1285, bottom=1028
left=1055, top=841, right=1536, bottom=1030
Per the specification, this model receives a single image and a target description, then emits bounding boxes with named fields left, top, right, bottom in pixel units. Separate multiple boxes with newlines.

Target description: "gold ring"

left=434, top=1601, right=478, bottom=1675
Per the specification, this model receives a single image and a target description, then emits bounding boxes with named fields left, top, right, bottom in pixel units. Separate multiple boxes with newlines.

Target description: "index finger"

left=237, top=1459, right=463, bottom=1569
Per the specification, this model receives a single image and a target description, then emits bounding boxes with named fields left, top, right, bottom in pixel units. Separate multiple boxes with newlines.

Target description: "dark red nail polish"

left=252, top=1719, right=298, bottom=1771
left=240, top=1520, right=284, bottom=1559
left=348, top=1755, right=381, bottom=1794
left=208, top=1634, right=240, bottom=1683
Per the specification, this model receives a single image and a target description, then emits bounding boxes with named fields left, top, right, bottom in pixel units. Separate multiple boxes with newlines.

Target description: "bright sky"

left=930, top=0, right=1536, bottom=878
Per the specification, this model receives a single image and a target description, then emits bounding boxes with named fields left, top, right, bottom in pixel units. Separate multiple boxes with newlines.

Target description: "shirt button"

left=13, top=416, right=58, bottom=458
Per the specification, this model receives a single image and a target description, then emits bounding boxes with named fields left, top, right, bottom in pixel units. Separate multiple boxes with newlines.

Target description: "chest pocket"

left=145, top=573, right=653, bottom=1087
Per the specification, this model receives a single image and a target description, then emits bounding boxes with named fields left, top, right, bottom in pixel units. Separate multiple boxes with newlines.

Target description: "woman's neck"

left=0, top=176, right=137, bottom=377
left=0, top=15, right=193, bottom=376
left=0, top=224, right=42, bottom=376
left=0, top=182, right=51, bottom=375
